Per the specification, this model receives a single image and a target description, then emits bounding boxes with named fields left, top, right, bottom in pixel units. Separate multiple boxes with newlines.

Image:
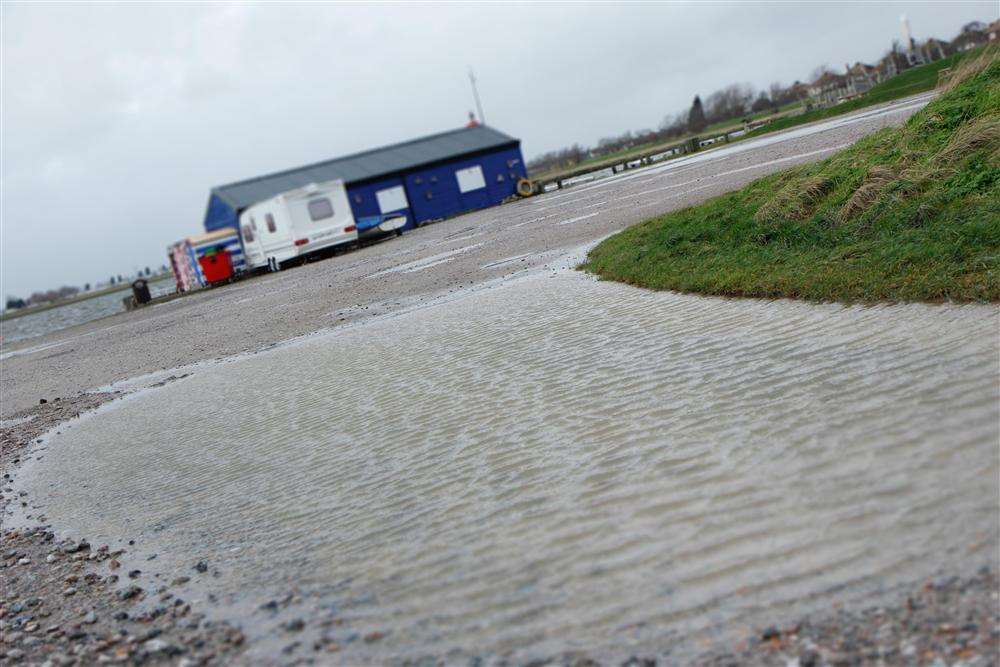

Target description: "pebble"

left=45, top=554, right=58, bottom=563
left=83, top=611, right=97, bottom=624
left=283, top=618, right=305, bottom=632
left=143, top=638, right=169, bottom=652
left=117, top=585, right=142, bottom=601
left=62, top=587, right=76, bottom=597
left=193, top=560, right=209, bottom=573
left=17, top=557, right=30, bottom=565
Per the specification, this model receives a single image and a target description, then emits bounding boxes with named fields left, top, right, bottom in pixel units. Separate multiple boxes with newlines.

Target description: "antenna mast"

left=469, top=68, right=486, bottom=125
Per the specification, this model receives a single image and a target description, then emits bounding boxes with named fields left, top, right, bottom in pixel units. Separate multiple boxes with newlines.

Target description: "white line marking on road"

left=558, top=212, right=602, bottom=226
left=368, top=243, right=484, bottom=277
left=630, top=144, right=851, bottom=198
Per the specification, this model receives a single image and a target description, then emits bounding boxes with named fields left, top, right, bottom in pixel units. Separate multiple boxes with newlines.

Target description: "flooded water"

left=14, top=269, right=999, bottom=662
left=1, top=277, right=174, bottom=344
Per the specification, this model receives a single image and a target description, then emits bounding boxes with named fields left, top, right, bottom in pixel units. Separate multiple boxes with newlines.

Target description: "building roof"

left=211, top=124, right=519, bottom=210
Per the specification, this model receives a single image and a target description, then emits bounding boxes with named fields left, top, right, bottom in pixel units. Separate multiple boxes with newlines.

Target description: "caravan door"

left=256, top=205, right=294, bottom=262
left=239, top=215, right=266, bottom=269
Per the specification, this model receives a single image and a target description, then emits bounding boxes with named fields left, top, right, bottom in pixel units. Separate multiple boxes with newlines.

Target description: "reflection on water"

left=1, top=277, right=174, bottom=344
left=16, top=271, right=1000, bottom=662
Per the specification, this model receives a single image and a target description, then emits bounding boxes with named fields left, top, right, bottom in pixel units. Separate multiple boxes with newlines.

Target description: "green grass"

left=582, top=48, right=1000, bottom=303
left=751, top=50, right=978, bottom=138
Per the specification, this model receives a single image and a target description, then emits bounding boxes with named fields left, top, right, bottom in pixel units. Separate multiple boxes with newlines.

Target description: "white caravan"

left=239, top=180, right=359, bottom=271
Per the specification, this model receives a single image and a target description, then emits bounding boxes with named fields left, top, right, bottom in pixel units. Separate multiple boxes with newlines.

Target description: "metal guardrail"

left=531, top=130, right=747, bottom=194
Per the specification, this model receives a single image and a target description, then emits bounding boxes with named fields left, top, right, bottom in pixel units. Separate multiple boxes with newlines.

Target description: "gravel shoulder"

left=1, top=392, right=248, bottom=665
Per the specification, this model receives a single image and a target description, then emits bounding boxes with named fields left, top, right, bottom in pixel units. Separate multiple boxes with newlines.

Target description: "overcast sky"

left=1, top=1, right=995, bottom=297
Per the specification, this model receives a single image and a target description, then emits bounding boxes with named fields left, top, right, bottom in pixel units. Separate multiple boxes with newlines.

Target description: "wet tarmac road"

left=1, top=93, right=935, bottom=416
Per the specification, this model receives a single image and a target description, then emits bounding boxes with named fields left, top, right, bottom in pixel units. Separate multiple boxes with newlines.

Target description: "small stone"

left=117, top=585, right=142, bottom=601
left=17, top=558, right=30, bottom=565
left=6, top=649, right=25, bottom=660
left=63, top=587, right=77, bottom=597
left=363, top=631, right=385, bottom=643
left=127, top=570, right=141, bottom=579
left=83, top=611, right=98, bottom=624
left=143, top=638, right=169, bottom=652
left=112, top=611, right=128, bottom=621
left=171, top=576, right=190, bottom=586
left=108, top=559, right=120, bottom=570
left=760, top=626, right=780, bottom=641
left=193, top=560, right=208, bottom=573
left=45, top=554, right=58, bottom=564
left=799, top=649, right=820, bottom=667
left=283, top=618, right=305, bottom=632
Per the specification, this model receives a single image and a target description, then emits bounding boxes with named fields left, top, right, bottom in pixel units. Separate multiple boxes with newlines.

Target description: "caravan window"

left=243, top=223, right=254, bottom=242
left=265, top=213, right=276, bottom=233
left=307, top=198, right=334, bottom=221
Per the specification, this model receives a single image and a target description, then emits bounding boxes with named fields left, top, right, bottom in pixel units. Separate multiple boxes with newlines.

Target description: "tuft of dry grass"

left=837, top=166, right=896, bottom=223
left=938, top=44, right=998, bottom=92
left=754, top=176, right=832, bottom=223
left=938, top=115, right=1000, bottom=163
left=897, top=164, right=958, bottom=197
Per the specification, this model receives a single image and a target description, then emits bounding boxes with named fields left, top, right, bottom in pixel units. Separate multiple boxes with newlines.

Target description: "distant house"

left=988, top=20, right=1000, bottom=42
left=878, top=49, right=911, bottom=80
left=917, top=37, right=951, bottom=62
left=845, top=62, right=880, bottom=95
left=809, top=71, right=850, bottom=105
left=952, top=22, right=989, bottom=52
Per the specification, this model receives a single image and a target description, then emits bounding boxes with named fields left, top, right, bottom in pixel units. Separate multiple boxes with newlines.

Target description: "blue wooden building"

left=203, top=125, right=527, bottom=234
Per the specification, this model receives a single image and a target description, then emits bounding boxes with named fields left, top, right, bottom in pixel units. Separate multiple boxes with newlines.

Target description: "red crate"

left=198, top=250, right=233, bottom=284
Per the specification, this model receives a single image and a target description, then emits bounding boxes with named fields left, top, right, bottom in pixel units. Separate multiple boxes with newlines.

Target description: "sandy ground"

left=4, top=92, right=998, bottom=666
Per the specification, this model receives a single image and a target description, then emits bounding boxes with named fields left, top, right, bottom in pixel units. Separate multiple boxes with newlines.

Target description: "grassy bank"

left=582, top=48, right=1000, bottom=303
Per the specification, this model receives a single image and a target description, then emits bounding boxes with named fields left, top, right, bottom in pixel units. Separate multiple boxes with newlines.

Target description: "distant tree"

left=687, top=95, right=707, bottom=132
left=84, top=283, right=91, bottom=291
left=658, top=111, right=688, bottom=139
left=751, top=92, right=773, bottom=113
left=117, top=274, right=124, bottom=283
left=144, top=266, right=151, bottom=276
left=810, top=64, right=835, bottom=82
left=704, top=83, right=755, bottom=123
left=6, top=296, right=27, bottom=310
left=110, top=276, right=116, bottom=285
